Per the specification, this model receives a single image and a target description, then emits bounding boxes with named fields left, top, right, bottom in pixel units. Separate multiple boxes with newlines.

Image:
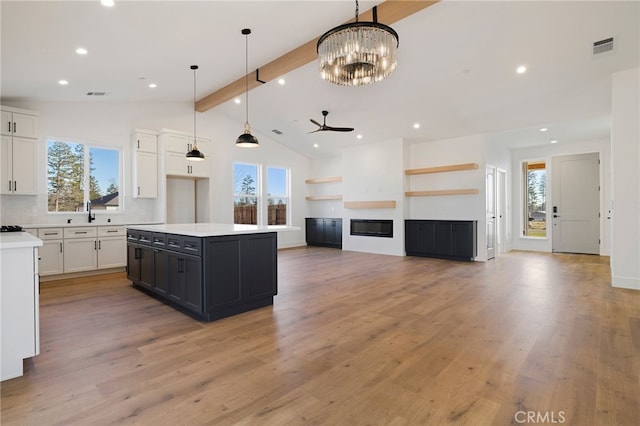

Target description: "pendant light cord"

left=244, top=32, right=249, bottom=126
left=193, top=67, right=197, bottom=147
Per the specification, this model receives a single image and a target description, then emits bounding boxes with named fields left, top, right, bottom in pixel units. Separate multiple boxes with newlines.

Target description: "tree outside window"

left=233, top=163, right=258, bottom=224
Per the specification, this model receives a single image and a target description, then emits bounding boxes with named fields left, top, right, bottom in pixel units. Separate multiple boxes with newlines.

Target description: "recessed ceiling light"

left=234, top=98, right=241, bottom=104
left=101, top=0, right=115, bottom=7
left=550, top=139, right=558, bottom=144
left=58, top=80, right=69, bottom=85
left=313, top=143, right=319, bottom=148
left=75, top=47, right=88, bottom=55
left=516, top=65, right=527, bottom=74
left=413, top=123, right=420, bottom=129
left=539, top=127, right=548, bottom=132
left=356, top=134, right=363, bottom=139
left=278, top=78, right=285, bottom=85
left=148, top=83, right=157, bottom=88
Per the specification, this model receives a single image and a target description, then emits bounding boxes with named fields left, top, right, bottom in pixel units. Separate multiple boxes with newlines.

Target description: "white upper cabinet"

left=1, top=106, right=39, bottom=196
left=132, top=130, right=158, bottom=199
left=160, top=130, right=210, bottom=178
left=1, top=109, right=38, bottom=138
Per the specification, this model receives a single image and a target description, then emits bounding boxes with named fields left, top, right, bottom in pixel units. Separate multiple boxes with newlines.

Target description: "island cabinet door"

left=244, top=233, right=277, bottom=302
left=204, top=236, right=243, bottom=312
left=153, top=249, right=169, bottom=296
left=127, top=244, right=141, bottom=282
left=167, top=254, right=184, bottom=305
left=166, top=252, right=202, bottom=314
left=138, top=246, right=155, bottom=290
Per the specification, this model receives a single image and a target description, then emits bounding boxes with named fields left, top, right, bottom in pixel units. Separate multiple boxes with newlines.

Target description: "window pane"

left=233, top=163, right=257, bottom=196
left=268, top=197, right=287, bottom=225
left=234, top=196, right=257, bottom=224
left=525, top=162, right=546, bottom=238
left=47, top=140, right=84, bottom=212
left=89, top=147, right=120, bottom=211
left=267, top=167, right=286, bottom=197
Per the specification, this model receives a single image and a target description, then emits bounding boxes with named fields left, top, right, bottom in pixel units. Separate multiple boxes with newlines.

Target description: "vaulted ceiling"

left=2, top=1, right=638, bottom=158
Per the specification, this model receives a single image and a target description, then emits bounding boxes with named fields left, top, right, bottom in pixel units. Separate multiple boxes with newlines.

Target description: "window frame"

left=46, top=137, right=123, bottom=215
left=233, top=162, right=261, bottom=225
left=266, top=165, right=290, bottom=226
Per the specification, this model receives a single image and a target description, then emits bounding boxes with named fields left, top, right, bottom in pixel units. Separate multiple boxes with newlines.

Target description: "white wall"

left=342, top=139, right=405, bottom=256
left=0, top=101, right=309, bottom=248
left=510, top=138, right=611, bottom=255
left=610, top=68, right=640, bottom=290
left=307, top=155, right=343, bottom=219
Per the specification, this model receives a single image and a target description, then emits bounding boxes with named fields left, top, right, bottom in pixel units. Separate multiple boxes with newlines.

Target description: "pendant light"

left=317, top=0, right=399, bottom=86
left=186, top=65, right=205, bottom=161
left=236, top=28, right=259, bottom=148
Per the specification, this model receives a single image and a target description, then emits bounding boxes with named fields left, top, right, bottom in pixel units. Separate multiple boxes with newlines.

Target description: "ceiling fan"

left=309, top=110, right=354, bottom=133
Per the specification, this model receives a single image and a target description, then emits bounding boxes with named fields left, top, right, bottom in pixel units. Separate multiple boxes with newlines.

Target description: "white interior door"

left=497, top=169, right=507, bottom=254
left=486, top=165, right=496, bottom=260
left=552, top=153, right=600, bottom=254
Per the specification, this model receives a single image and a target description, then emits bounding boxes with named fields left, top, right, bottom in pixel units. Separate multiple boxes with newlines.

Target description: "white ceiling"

left=2, top=1, right=638, bottom=158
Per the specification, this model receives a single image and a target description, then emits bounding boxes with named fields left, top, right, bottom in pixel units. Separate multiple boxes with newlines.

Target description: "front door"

left=551, top=153, right=600, bottom=254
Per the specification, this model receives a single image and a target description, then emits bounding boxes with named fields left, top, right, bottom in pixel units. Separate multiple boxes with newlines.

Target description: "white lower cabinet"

left=33, top=225, right=126, bottom=275
left=97, top=226, right=126, bottom=269
left=63, top=237, right=98, bottom=273
left=37, top=228, right=64, bottom=276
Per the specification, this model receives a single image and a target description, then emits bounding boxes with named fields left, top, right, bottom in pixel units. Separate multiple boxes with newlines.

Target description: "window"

left=523, top=161, right=546, bottom=238
left=267, top=166, right=288, bottom=225
left=233, top=163, right=290, bottom=226
left=47, top=139, right=121, bottom=213
left=233, top=163, right=258, bottom=224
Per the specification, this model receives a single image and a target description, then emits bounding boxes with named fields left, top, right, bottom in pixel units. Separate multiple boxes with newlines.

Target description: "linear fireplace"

left=350, top=219, right=393, bottom=238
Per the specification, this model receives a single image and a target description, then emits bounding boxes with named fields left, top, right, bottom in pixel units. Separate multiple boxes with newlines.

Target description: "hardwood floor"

left=2, top=248, right=639, bottom=425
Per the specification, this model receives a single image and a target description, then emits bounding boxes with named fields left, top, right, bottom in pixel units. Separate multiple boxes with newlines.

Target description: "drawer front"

left=181, top=236, right=201, bottom=255
left=98, top=226, right=126, bottom=237
left=64, top=227, right=97, bottom=239
left=38, top=228, right=63, bottom=239
left=137, top=231, right=153, bottom=245
left=126, top=229, right=139, bottom=242
left=152, top=233, right=167, bottom=247
left=166, top=235, right=182, bottom=251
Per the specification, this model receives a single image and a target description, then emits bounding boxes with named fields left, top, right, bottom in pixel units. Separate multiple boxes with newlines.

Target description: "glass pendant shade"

left=317, top=4, right=398, bottom=86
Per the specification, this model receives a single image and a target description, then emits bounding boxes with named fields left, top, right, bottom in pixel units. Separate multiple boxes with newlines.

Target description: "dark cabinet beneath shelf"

left=305, top=218, right=342, bottom=248
left=405, top=220, right=477, bottom=261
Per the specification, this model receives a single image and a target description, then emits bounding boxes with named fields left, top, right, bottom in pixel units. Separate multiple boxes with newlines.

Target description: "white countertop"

left=127, top=223, right=299, bottom=237
left=0, top=232, right=43, bottom=250
left=20, top=221, right=162, bottom=229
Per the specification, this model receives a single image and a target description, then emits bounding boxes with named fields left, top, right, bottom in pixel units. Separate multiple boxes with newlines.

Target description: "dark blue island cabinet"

left=127, top=228, right=277, bottom=322
left=405, top=220, right=477, bottom=261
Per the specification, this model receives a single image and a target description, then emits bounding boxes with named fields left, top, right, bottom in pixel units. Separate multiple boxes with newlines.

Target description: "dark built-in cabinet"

left=305, top=218, right=342, bottom=248
left=127, top=229, right=277, bottom=322
left=405, top=220, right=477, bottom=261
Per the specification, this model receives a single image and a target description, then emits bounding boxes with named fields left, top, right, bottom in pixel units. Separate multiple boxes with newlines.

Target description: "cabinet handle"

left=59, top=242, right=63, bottom=253
left=13, top=181, right=16, bottom=192
left=177, top=258, right=184, bottom=273
left=98, top=241, right=102, bottom=250
left=76, top=231, right=87, bottom=234
left=106, top=230, right=118, bottom=233
left=13, top=122, right=16, bottom=133
left=8, top=180, right=11, bottom=191
left=44, top=232, right=57, bottom=236
left=94, top=241, right=97, bottom=250
left=134, top=247, right=141, bottom=260
left=137, top=186, right=140, bottom=195
left=7, top=121, right=11, bottom=133
left=137, top=140, right=140, bottom=149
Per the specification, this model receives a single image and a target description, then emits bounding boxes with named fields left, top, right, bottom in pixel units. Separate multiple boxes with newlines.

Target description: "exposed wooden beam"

left=195, top=1, right=440, bottom=112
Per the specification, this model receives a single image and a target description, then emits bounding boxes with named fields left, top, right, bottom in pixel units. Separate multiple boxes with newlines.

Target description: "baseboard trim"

left=612, top=275, right=640, bottom=290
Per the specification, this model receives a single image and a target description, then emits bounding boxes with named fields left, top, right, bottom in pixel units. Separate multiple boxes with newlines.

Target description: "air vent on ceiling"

left=593, top=37, right=614, bottom=55
left=271, top=129, right=283, bottom=135
left=86, top=91, right=108, bottom=96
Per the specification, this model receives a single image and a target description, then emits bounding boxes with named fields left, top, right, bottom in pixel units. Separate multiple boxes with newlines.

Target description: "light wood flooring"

left=2, top=248, right=639, bottom=425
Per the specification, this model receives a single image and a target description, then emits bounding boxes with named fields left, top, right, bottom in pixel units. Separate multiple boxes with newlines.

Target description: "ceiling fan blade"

left=308, top=129, right=322, bottom=134
left=310, top=119, right=322, bottom=127
left=326, top=126, right=354, bottom=132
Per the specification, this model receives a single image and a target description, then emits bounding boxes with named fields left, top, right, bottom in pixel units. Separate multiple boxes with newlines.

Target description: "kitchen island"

left=126, top=223, right=279, bottom=322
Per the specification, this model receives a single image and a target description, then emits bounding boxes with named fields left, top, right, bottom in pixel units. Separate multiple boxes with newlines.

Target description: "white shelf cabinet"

left=1, top=109, right=38, bottom=138
left=132, top=130, right=158, bottom=198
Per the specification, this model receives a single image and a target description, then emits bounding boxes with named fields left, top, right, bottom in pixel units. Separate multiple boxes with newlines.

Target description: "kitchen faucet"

left=87, top=201, right=95, bottom=223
